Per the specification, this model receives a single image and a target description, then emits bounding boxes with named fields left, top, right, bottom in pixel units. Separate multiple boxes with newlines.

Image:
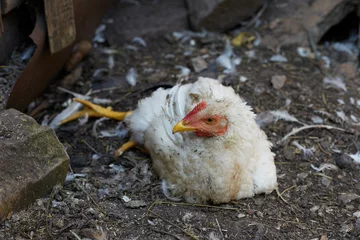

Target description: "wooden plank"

left=44, top=0, right=76, bottom=54
left=0, top=1, right=3, bottom=36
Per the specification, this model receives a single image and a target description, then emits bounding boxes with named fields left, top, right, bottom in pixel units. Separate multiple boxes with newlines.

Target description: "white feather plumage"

left=125, top=77, right=277, bottom=203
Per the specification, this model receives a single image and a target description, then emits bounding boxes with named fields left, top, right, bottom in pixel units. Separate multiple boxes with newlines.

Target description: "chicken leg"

left=59, top=98, right=143, bottom=156
left=59, top=98, right=132, bottom=124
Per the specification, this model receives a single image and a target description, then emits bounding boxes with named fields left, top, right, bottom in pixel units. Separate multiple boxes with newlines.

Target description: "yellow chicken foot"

left=59, top=98, right=132, bottom=125
left=114, top=140, right=149, bottom=157
left=115, top=140, right=135, bottom=157
left=59, top=108, right=104, bottom=125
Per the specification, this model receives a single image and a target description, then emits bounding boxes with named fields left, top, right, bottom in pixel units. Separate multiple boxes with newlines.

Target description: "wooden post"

left=44, top=0, right=76, bottom=54
left=0, top=1, right=3, bottom=36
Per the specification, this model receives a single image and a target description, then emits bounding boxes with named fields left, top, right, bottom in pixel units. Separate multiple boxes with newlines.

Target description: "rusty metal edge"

left=5, top=0, right=111, bottom=111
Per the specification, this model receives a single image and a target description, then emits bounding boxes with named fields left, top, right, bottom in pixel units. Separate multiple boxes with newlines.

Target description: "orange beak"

left=172, top=120, right=198, bottom=134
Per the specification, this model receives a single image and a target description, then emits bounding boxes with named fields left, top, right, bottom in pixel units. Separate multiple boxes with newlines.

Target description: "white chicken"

left=61, top=77, right=278, bottom=203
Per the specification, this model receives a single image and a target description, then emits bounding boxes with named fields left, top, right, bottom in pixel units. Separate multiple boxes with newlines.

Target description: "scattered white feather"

left=321, top=56, right=331, bottom=68
left=92, top=97, right=113, bottom=105
left=323, top=76, right=347, bottom=92
left=270, top=54, right=288, bottom=62
left=172, top=31, right=184, bottom=40
left=122, top=195, right=131, bottom=203
left=350, top=97, right=355, bottom=104
left=107, top=55, right=115, bottom=70
left=124, top=44, right=138, bottom=51
left=332, top=42, right=359, bottom=56
left=190, top=39, right=196, bottom=46
left=357, top=99, right=360, bottom=107
left=99, top=126, right=128, bottom=138
left=311, top=115, right=323, bottom=124
left=92, top=117, right=109, bottom=137
left=92, top=119, right=128, bottom=139
left=233, top=57, right=242, bottom=65
left=49, top=90, right=91, bottom=129
left=216, top=39, right=239, bottom=73
left=285, top=98, right=292, bottom=107
left=100, top=48, right=121, bottom=55
left=209, top=232, right=221, bottom=240
left=126, top=68, right=137, bottom=86
left=20, top=45, right=36, bottom=62
left=292, top=141, right=315, bottom=158
left=347, top=152, right=360, bottom=164
left=132, top=37, right=147, bottom=47
left=52, top=200, right=66, bottom=208
left=161, top=180, right=182, bottom=202
left=110, top=164, right=125, bottom=173
left=175, top=65, right=191, bottom=77
left=245, top=50, right=256, bottom=58
left=311, top=163, right=339, bottom=172
left=350, top=115, right=358, bottom=123
left=41, top=115, right=49, bottom=126
left=93, top=68, right=109, bottom=78
left=92, top=154, right=102, bottom=161
left=95, top=24, right=106, bottom=35
left=217, top=40, right=232, bottom=66
left=353, top=211, right=360, bottom=218
left=93, top=24, right=106, bottom=43
left=78, top=113, right=89, bottom=126
left=337, top=99, right=345, bottom=105
left=217, top=54, right=232, bottom=70
left=65, top=172, right=87, bottom=182
left=335, top=110, right=348, bottom=121
left=239, top=76, right=248, bottom=82
left=172, top=30, right=210, bottom=42
left=57, top=87, right=90, bottom=99
left=270, top=110, right=303, bottom=124
left=256, top=110, right=303, bottom=128
left=297, top=47, right=312, bottom=58
left=253, top=32, right=261, bottom=46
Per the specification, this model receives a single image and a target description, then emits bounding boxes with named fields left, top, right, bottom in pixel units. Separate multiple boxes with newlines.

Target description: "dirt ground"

left=1, top=24, right=360, bottom=240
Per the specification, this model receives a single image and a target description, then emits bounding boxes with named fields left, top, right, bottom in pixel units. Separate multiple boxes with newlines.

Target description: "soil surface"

left=1, top=27, right=360, bottom=240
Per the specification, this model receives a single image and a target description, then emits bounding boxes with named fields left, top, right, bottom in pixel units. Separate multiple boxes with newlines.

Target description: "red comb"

left=183, top=101, right=207, bottom=121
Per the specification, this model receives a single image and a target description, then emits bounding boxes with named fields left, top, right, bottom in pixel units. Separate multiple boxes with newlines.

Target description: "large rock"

left=0, top=109, right=69, bottom=221
left=186, top=0, right=265, bottom=31
left=105, top=0, right=189, bottom=43
left=261, top=0, right=358, bottom=47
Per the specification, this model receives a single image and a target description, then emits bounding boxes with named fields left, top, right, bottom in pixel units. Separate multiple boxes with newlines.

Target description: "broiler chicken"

left=61, top=77, right=278, bottom=203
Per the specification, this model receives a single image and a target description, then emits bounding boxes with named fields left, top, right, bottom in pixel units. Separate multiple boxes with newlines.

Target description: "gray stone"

left=334, top=153, right=354, bottom=169
left=124, top=200, right=147, bottom=209
left=191, top=56, right=208, bottom=73
left=271, top=75, right=287, bottom=89
left=261, top=0, right=357, bottom=47
left=105, top=0, right=189, bottom=43
left=338, top=193, right=360, bottom=204
left=0, top=109, right=69, bottom=221
left=186, top=0, right=265, bottom=31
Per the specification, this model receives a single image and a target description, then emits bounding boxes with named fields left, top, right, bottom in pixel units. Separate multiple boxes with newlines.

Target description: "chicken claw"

left=59, top=98, right=132, bottom=125
left=114, top=140, right=149, bottom=157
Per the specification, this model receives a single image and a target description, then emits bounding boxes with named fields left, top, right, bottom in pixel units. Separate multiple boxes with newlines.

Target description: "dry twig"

left=215, top=218, right=225, bottom=240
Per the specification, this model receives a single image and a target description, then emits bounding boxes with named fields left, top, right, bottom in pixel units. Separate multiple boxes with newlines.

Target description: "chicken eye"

left=205, top=118, right=216, bottom=124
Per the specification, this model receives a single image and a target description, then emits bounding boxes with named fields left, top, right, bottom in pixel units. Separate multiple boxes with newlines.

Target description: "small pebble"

left=271, top=75, right=287, bottom=89
left=334, top=153, right=353, bottom=169
left=191, top=56, right=208, bottom=73
left=338, top=193, right=360, bottom=204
